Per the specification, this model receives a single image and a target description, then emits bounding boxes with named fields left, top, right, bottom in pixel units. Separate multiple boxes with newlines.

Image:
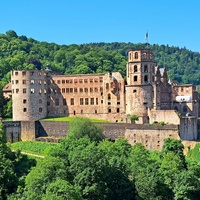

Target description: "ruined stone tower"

left=11, top=70, right=48, bottom=121
left=125, top=49, right=156, bottom=123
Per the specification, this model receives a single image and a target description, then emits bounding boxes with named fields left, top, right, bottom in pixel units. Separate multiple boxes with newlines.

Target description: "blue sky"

left=0, top=0, right=200, bottom=52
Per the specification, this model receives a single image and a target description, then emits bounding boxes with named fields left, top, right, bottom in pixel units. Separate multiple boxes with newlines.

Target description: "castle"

left=3, top=49, right=200, bottom=148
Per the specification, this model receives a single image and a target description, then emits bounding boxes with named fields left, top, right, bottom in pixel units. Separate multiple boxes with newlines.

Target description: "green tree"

left=68, top=117, right=104, bottom=142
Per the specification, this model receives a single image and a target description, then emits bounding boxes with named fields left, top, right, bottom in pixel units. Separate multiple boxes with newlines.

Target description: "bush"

left=130, top=115, right=139, bottom=121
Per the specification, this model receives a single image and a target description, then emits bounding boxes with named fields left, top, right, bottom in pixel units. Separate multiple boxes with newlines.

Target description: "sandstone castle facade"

left=3, top=49, right=200, bottom=147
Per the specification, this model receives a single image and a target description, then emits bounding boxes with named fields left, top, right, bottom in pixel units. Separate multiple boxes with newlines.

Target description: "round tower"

left=11, top=70, right=48, bottom=121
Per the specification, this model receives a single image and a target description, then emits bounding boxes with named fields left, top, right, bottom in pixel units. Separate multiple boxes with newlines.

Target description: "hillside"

left=0, top=30, right=200, bottom=87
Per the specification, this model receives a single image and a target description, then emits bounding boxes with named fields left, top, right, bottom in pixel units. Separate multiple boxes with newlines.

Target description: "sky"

left=0, top=0, right=200, bottom=52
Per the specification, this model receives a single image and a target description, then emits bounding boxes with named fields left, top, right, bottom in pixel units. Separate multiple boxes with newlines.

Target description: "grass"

left=9, top=141, right=60, bottom=156
left=41, top=116, right=108, bottom=123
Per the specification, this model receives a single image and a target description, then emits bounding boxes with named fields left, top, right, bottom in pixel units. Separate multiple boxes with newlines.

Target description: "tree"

left=68, top=117, right=104, bottom=142
left=42, top=178, right=81, bottom=200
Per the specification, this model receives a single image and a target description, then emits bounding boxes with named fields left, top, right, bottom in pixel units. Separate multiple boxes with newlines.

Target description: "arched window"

left=134, top=65, right=137, bottom=72
left=135, top=52, right=138, bottom=59
left=144, top=75, right=148, bottom=82
left=183, top=105, right=187, bottom=113
left=129, top=52, right=132, bottom=60
left=106, top=83, right=109, bottom=90
left=144, top=65, right=148, bottom=72
left=108, top=93, right=111, bottom=100
left=134, top=76, right=138, bottom=82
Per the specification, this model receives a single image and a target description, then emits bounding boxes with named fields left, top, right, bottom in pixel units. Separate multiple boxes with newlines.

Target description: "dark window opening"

left=134, top=65, right=137, bottom=72
left=117, top=108, right=120, bottom=113
left=134, top=76, right=137, bottom=82
left=144, top=65, right=148, bottom=72
left=144, top=75, right=148, bottom=82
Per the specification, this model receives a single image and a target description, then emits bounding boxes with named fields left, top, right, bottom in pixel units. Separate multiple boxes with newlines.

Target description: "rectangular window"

left=80, top=88, right=83, bottom=92
left=15, top=80, right=19, bottom=84
left=66, top=88, right=69, bottom=93
left=70, top=88, right=73, bottom=93
left=69, top=79, right=73, bottom=84
left=99, top=77, right=103, bottom=82
left=84, top=88, right=88, bottom=92
left=91, top=98, right=94, bottom=105
left=94, top=88, right=98, bottom=92
left=74, top=88, right=77, bottom=92
left=62, top=88, right=65, bottom=93
left=47, top=102, right=50, bottom=106
left=90, top=79, right=93, bottom=83
left=55, top=99, right=59, bottom=106
left=23, top=108, right=27, bottom=112
left=108, top=102, right=111, bottom=105
left=31, top=80, right=34, bottom=84
left=16, top=89, right=19, bottom=93
left=96, top=98, right=98, bottom=105
left=39, top=108, right=42, bottom=112
left=79, top=79, right=83, bottom=83
left=63, top=99, right=66, bottom=105
left=94, top=78, right=98, bottom=83
left=23, top=88, right=26, bottom=93
left=95, top=110, right=98, bottom=114
left=23, top=99, right=26, bottom=104
left=57, top=80, right=60, bottom=84
left=62, top=80, right=65, bottom=84
left=80, top=98, right=84, bottom=105
left=108, top=108, right=111, bottom=113
left=74, top=79, right=78, bottom=83
left=117, top=108, right=120, bottom=113
left=22, top=80, right=26, bottom=84
left=85, top=98, right=89, bottom=105
left=70, top=98, right=74, bottom=105
left=90, top=88, right=93, bottom=93
left=84, top=79, right=88, bottom=83
left=15, top=72, right=18, bottom=76
left=66, top=80, right=69, bottom=84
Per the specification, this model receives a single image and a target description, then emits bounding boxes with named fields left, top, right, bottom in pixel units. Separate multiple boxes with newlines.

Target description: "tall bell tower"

left=126, top=49, right=156, bottom=86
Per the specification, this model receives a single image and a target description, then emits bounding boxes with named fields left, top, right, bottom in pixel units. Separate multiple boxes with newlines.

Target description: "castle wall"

left=47, top=72, right=125, bottom=122
left=125, top=124, right=180, bottom=150
left=35, top=121, right=127, bottom=140
left=20, top=121, right=36, bottom=141
left=179, top=117, right=198, bottom=140
left=148, top=109, right=180, bottom=125
left=3, top=121, right=21, bottom=143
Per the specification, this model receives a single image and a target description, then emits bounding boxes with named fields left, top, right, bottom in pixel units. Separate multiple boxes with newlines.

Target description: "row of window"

left=13, top=71, right=44, bottom=76
left=133, top=75, right=155, bottom=83
left=23, top=107, right=43, bottom=113
left=12, top=79, right=45, bottom=85
left=129, top=52, right=152, bottom=60
left=56, top=77, right=103, bottom=85
left=61, top=87, right=103, bottom=93
left=13, top=88, right=46, bottom=94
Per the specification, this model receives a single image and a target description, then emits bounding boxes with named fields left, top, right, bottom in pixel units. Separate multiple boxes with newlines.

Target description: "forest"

left=1, top=117, right=200, bottom=200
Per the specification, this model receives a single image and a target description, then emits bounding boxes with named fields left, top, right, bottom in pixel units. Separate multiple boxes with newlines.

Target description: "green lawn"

left=41, top=116, right=108, bottom=123
left=9, top=141, right=59, bottom=156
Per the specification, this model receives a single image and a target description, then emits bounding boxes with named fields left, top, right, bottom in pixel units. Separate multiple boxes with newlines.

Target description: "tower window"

left=144, top=65, right=148, bottom=72
left=117, top=108, right=120, bottom=113
left=144, top=75, right=148, bottom=82
left=134, top=65, right=137, bottom=72
left=108, top=93, right=111, bottom=100
left=134, top=52, right=138, bottom=59
left=134, top=76, right=138, bottom=82
left=108, top=108, right=111, bottom=113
